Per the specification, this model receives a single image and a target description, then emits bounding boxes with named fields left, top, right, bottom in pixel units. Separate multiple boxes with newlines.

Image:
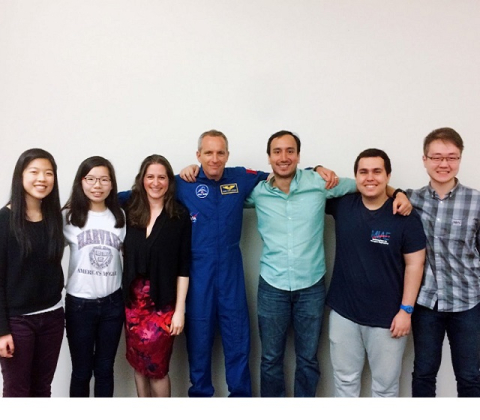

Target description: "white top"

left=63, top=208, right=126, bottom=299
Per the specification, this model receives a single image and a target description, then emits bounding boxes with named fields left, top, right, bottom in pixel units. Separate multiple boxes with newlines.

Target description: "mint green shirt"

left=245, top=169, right=357, bottom=291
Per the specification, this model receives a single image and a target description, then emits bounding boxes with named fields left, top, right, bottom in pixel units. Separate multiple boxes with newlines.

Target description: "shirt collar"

left=267, top=169, right=300, bottom=192
left=198, top=166, right=226, bottom=182
left=427, top=178, right=460, bottom=200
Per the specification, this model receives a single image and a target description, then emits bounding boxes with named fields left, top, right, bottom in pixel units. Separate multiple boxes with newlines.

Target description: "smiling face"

left=143, top=163, right=169, bottom=203
left=268, top=134, right=300, bottom=180
left=82, top=165, right=112, bottom=211
left=22, top=158, right=55, bottom=204
left=423, top=139, right=461, bottom=190
left=355, top=157, right=390, bottom=204
left=196, top=135, right=229, bottom=181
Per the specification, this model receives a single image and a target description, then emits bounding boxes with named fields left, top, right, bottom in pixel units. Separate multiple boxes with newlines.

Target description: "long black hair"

left=127, top=154, right=179, bottom=228
left=9, top=148, right=63, bottom=262
left=63, top=156, right=125, bottom=229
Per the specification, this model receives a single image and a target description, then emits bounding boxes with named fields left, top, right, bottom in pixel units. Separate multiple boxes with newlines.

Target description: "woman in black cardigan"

left=123, top=154, right=191, bottom=397
left=0, top=148, right=64, bottom=397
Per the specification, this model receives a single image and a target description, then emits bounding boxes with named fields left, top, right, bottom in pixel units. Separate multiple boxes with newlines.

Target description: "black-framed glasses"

left=83, top=176, right=111, bottom=185
left=425, top=156, right=461, bottom=163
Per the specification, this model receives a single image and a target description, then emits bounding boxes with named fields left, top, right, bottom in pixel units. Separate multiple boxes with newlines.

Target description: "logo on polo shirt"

left=220, top=183, right=239, bottom=195
left=370, top=230, right=391, bottom=245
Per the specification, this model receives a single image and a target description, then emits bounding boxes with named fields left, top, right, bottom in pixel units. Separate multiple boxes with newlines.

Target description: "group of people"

left=0, top=127, right=479, bottom=398
left=0, top=150, right=190, bottom=398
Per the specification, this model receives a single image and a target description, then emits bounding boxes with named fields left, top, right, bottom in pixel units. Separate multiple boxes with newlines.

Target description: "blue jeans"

left=257, top=276, right=325, bottom=397
left=412, top=302, right=480, bottom=397
left=0, top=307, right=64, bottom=397
left=65, top=289, right=124, bottom=397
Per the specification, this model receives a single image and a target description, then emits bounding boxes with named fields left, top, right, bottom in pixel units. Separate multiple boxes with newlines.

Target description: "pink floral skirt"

left=125, top=277, right=175, bottom=379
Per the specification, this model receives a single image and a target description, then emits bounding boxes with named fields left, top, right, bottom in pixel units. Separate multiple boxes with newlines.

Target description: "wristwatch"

left=393, top=188, right=407, bottom=199
left=400, top=304, right=414, bottom=314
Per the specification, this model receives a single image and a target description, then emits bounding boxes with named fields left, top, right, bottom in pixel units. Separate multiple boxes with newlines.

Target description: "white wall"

left=1, top=0, right=479, bottom=398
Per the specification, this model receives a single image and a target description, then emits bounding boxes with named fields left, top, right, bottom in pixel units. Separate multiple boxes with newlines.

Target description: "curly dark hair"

left=127, top=154, right=180, bottom=228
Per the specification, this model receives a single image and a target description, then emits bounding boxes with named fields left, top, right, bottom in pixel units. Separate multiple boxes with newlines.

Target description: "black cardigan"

left=122, top=203, right=191, bottom=310
left=0, top=207, right=64, bottom=336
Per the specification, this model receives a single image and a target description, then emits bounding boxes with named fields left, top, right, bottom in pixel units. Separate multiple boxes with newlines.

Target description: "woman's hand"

left=0, top=334, right=14, bottom=358
left=170, top=311, right=185, bottom=336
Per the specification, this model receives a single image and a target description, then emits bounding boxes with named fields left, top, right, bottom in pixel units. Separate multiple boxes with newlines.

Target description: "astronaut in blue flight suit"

left=176, top=130, right=268, bottom=397
left=177, top=130, right=339, bottom=397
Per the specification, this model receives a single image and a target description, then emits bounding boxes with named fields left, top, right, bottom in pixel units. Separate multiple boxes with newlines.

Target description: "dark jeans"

left=65, top=289, right=124, bottom=397
left=257, top=276, right=325, bottom=397
left=0, top=307, right=64, bottom=397
left=412, top=302, right=480, bottom=397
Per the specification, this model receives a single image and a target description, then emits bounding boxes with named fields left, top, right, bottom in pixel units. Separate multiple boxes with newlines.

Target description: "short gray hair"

left=197, top=129, right=229, bottom=151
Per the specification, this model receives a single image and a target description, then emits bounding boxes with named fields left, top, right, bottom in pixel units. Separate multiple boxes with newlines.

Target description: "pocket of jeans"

left=65, top=296, right=85, bottom=313
left=7, top=315, right=26, bottom=327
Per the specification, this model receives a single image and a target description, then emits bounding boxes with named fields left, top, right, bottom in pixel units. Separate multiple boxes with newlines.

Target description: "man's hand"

left=393, top=192, right=412, bottom=216
left=179, top=164, right=200, bottom=182
left=0, top=334, right=14, bottom=358
left=315, top=166, right=339, bottom=189
left=390, top=310, right=411, bottom=338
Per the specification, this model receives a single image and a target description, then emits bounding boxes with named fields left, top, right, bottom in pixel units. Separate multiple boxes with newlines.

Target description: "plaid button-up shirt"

left=407, top=181, right=480, bottom=312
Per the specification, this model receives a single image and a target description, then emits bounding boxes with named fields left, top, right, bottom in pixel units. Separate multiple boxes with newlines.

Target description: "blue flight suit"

left=176, top=166, right=268, bottom=397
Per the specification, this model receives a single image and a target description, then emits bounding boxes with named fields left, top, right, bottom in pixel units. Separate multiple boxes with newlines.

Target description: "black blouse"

left=122, top=203, right=191, bottom=310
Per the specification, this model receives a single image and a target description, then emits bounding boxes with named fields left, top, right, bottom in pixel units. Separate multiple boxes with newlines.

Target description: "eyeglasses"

left=83, top=176, right=111, bottom=185
left=425, top=156, right=461, bottom=163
